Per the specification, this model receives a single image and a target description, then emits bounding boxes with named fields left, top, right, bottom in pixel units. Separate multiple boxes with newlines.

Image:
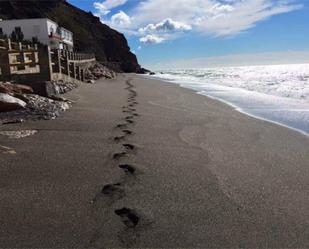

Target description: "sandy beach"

left=0, top=74, right=309, bottom=248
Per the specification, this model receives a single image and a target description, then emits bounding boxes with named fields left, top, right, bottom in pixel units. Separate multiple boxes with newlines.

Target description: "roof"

left=0, top=18, right=72, bottom=33
left=0, top=18, right=61, bottom=27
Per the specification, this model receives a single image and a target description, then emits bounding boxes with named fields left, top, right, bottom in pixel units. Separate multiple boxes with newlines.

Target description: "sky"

left=68, top=0, right=309, bottom=69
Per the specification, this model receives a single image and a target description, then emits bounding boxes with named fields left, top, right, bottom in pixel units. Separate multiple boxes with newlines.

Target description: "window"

left=15, top=27, right=21, bottom=33
left=0, top=28, right=3, bottom=35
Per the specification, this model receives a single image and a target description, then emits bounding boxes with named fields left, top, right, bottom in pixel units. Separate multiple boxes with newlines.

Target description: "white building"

left=0, top=18, right=73, bottom=51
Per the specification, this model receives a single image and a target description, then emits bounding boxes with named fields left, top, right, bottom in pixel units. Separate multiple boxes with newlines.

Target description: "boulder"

left=0, top=93, right=27, bottom=112
left=0, top=82, right=33, bottom=94
left=84, top=63, right=116, bottom=81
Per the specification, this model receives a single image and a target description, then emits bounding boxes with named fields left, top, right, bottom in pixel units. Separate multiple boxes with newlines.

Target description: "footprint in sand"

left=126, top=119, right=134, bottom=124
left=115, top=207, right=139, bottom=228
left=122, top=130, right=133, bottom=135
left=119, top=164, right=136, bottom=175
left=101, top=183, right=122, bottom=195
left=116, top=124, right=128, bottom=129
left=92, top=183, right=124, bottom=203
left=125, top=116, right=134, bottom=120
left=122, top=143, right=135, bottom=151
left=114, top=136, right=126, bottom=142
left=113, top=152, right=127, bottom=160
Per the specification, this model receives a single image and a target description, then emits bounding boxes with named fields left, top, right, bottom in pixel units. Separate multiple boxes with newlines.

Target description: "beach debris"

left=0, top=130, right=37, bottom=139
left=115, top=208, right=139, bottom=228
left=0, top=145, right=16, bottom=154
left=51, top=80, right=78, bottom=95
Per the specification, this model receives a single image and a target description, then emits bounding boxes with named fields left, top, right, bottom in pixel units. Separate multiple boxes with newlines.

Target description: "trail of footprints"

left=93, top=78, right=142, bottom=237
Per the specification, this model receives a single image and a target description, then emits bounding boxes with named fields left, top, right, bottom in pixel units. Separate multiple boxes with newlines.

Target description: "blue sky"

left=68, top=0, right=309, bottom=69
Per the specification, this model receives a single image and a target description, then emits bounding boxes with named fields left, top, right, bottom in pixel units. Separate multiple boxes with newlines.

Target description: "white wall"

left=0, top=18, right=50, bottom=45
left=0, top=18, right=74, bottom=50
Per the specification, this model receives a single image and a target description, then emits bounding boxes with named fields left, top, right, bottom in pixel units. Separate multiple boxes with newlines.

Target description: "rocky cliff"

left=0, top=0, right=144, bottom=73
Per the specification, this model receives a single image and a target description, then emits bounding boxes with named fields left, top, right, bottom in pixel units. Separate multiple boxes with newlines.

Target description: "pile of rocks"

left=0, top=82, right=33, bottom=95
left=84, top=63, right=116, bottom=82
left=51, top=80, right=78, bottom=95
left=0, top=82, right=71, bottom=125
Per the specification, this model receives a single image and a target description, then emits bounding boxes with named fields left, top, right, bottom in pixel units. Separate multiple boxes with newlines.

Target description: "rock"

left=0, top=93, right=72, bottom=123
left=50, top=81, right=78, bottom=95
left=50, top=95, right=72, bottom=102
left=0, top=82, right=33, bottom=94
left=136, top=67, right=151, bottom=74
left=149, top=72, right=156, bottom=75
left=1, top=118, right=24, bottom=125
left=84, top=63, right=116, bottom=80
left=0, top=93, right=27, bottom=112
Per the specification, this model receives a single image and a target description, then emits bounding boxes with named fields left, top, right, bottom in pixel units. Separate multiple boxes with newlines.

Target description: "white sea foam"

left=151, top=63, right=309, bottom=136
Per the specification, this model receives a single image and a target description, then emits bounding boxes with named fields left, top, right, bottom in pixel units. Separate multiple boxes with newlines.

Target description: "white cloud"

left=100, top=0, right=303, bottom=44
left=140, top=35, right=165, bottom=44
left=94, top=0, right=127, bottom=16
left=139, top=18, right=191, bottom=34
left=111, top=11, right=131, bottom=26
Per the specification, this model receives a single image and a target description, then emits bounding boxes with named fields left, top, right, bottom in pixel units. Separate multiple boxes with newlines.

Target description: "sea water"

left=151, top=63, right=309, bottom=136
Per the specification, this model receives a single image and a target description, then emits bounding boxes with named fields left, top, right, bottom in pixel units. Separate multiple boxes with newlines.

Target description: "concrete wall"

left=0, top=18, right=73, bottom=50
left=0, top=18, right=50, bottom=45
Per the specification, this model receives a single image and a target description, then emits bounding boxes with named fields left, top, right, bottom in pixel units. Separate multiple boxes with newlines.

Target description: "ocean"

left=151, top=63, right=309, bottom=136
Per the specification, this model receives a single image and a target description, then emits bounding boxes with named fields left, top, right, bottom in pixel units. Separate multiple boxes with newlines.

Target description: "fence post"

left=0, top=50, right=11, bottom=81
left=81, top=69, right=84, bottom=82
left=64, top=50, right=70, bottom=77
left=72, top=62, right=76, bottom=79
left=18, top=42, right=26, bottom=70
left=53, top=49, right=62, bottom=74
left=38, top=45, right=52, bottom=81
left=76, top=65, right=80, bottom=80
left=7, top=38, right=12, bottom=50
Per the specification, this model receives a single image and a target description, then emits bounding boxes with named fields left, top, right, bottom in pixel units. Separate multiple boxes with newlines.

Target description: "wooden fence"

left=0, top=38, right=96, bottom=83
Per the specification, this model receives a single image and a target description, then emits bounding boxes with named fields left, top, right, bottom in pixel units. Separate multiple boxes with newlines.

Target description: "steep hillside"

left=0, top=0, right=144, bottom=72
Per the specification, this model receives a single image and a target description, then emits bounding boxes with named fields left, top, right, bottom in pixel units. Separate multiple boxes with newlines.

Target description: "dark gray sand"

left=0, top=74, right=308, bottom=248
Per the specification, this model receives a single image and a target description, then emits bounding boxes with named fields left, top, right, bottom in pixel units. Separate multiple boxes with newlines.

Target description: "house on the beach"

left=0, top=18, right=73, bottom=51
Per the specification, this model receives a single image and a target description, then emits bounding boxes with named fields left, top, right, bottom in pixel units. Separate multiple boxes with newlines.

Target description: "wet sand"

left=0, top=74, right=308, bottom=248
